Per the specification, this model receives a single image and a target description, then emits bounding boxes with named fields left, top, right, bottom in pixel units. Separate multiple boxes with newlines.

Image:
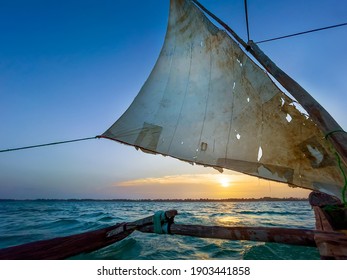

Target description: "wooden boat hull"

left=310, top=192, right=347, bottom=259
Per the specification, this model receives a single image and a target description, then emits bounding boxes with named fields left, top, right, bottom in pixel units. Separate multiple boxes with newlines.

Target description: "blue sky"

left=0, top=0, right=346, bottom=199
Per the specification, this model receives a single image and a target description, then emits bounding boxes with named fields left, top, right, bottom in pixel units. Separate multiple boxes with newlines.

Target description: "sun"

left=219, top=176, right=231, bottom=188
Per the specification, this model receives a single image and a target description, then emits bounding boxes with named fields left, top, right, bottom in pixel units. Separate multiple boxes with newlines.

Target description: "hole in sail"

left=307, top=145, right=323, bottom=166
left=236, top=134, right=241, bottom=140
left=289, top=101, right=309, bottom=117
left=257, top=147, right=263, bottom=162
left=286, top=114, right=292, bottom=123
left=281, top=98, right=285, bottom=106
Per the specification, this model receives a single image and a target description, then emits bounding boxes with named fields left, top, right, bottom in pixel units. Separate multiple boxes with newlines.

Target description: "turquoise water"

left=0, top=200, right=320, bottom=260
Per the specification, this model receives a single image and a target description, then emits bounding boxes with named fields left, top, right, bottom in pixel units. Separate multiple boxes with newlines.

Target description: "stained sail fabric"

left=102, top=0, right=344, bottom=199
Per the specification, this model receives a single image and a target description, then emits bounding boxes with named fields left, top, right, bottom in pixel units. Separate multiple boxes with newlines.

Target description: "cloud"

left=108, top=172, right=311, bottom=199
left=115, top=173, right=237, bottom=187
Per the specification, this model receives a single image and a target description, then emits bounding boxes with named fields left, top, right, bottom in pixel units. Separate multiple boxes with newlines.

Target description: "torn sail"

left=102, top=0, right=344, bottom=199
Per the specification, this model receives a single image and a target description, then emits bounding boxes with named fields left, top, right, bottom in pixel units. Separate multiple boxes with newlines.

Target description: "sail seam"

left=225, top=42, right=237, bottom=165
left=152, top=19, right=177, bottom=151
left=195, top=37, right=213, bottom=162
left=167, top=43, right=193, bottom=154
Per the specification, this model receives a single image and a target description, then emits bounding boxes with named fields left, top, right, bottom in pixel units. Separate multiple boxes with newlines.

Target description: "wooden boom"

left=139, top=224, right=342, bottom=248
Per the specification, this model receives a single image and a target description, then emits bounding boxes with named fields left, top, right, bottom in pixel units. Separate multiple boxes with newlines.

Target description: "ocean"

left=0, top=200, right=320, bottom=260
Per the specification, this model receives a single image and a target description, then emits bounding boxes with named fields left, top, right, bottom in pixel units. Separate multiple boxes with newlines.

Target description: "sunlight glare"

left=219, top=176, right=231, bottom=188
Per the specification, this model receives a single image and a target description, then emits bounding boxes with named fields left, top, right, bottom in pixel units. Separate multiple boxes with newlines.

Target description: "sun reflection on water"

left=215, top=216, right=242, bottom=226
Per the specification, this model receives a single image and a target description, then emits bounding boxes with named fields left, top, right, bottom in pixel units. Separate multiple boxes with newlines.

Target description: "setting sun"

left=219, top=176, right=231, bottom=188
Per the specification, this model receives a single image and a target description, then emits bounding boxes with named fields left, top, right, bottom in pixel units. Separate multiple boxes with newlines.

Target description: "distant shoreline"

left=0, top=197, right=308, bottom=202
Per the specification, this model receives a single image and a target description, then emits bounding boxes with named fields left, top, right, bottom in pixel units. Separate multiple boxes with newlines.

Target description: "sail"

left=102, top=0, right=344, bottom=199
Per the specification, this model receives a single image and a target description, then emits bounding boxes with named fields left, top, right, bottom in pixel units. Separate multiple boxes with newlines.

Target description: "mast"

left=192, top=0, right=347, bottom=167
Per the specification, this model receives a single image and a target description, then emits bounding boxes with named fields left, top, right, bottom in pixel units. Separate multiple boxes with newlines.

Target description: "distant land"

left=0, top=197, right=308, bottom=202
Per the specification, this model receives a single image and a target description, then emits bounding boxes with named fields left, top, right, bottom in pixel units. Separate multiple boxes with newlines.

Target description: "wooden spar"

left=0, top=210, right=177, bottom=260
left=192, top=0, right=347, bottom=167
left=139, top=224, right=330, bottom=247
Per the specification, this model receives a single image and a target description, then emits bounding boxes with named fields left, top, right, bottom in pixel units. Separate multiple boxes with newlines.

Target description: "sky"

left=0, top=0, right=346, bottom=199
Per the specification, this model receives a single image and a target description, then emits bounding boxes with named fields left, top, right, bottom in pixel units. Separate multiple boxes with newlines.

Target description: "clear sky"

left=0, top=0, right=346, bottom=199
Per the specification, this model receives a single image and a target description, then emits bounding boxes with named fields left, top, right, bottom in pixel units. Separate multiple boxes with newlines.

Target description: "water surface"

left=0, top=200, right=320, bottom=260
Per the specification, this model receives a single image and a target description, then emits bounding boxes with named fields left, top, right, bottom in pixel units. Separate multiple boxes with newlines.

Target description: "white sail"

left=102, top=0, right=344, bottom=199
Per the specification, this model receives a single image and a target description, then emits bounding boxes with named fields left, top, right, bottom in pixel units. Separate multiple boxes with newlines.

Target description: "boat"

left=0, top=0, right=346, bottom=259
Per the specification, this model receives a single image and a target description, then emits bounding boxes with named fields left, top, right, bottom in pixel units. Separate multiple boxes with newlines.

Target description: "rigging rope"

left=244, top=0, right=250, bottom=42
left=256, top=22, right=347, bottom=44
left=193, top=0, right=347, bottom=50
left=324, top=130, right=347, bottom=205
left=335, top=152, right=347, bottom=206
left=0, top=136, right=99, bottom=153
left=325, top=129, right=347, bottom=140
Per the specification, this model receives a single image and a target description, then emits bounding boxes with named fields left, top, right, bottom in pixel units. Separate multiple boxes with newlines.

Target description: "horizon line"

left=0, top=197, right=308, bottom=202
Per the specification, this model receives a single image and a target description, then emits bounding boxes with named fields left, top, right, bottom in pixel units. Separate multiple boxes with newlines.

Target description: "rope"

left=153, top=211, right=172, bottom=234
left=256, top=22, right=347, bottom=44
left=324, top=131, right=347, bottom=204
left=244, top=0, right=250, bottom=42
left=325, top=129, right=347, bottom=140
left=323, top=129, right=347, bottom=205
left=335, top=152, right=347, bottom=206
left=0, top=136, right=99, bottom=153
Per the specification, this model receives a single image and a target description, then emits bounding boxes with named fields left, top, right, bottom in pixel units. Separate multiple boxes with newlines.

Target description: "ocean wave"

left=235, top=210, right=298, bottom=216
left=0, top=200, right=318, bottom=260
